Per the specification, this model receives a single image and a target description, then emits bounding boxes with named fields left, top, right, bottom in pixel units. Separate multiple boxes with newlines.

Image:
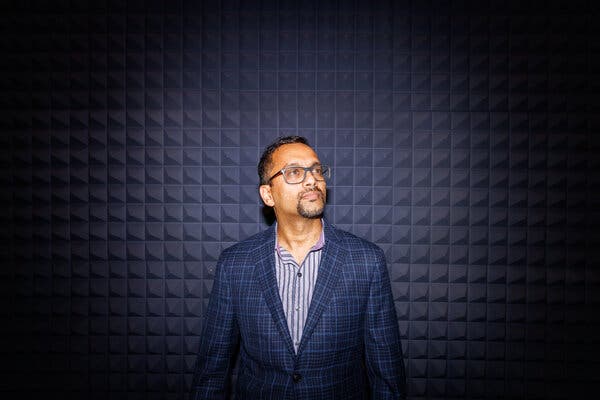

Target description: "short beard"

left=297, top=188, right=325, bottom=219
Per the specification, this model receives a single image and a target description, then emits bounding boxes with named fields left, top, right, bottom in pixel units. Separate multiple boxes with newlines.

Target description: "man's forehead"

left=272, top=143, right=319, bottom=163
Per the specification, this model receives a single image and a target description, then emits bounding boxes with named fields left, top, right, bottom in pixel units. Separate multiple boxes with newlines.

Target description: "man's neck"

left=276, top=218, right=323, bottom=264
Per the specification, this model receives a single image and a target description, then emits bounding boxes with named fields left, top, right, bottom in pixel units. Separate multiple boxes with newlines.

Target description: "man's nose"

left=303, top=169, right=317, bottom=185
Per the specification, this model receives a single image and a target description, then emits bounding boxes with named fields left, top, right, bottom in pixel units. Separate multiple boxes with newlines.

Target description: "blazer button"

left=292, top=373, right=302, bottom=383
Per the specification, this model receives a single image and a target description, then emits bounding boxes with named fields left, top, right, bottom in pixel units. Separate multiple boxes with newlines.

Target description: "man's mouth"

left=300, top=189, right=322, bottom=201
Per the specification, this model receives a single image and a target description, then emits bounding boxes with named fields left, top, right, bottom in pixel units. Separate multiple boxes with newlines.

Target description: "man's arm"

left=364, top=247, right=407, bottom=399
left=189, top=253, right=239, bottom=400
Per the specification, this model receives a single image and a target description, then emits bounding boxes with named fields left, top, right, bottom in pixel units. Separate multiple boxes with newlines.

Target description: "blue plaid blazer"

left=191, top=220, right=406, bottom=399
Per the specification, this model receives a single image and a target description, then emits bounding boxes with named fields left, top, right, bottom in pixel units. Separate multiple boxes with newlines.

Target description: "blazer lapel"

left=253, top=226, right=296, bottom=355
left=297, top=222, right=347, bottom=355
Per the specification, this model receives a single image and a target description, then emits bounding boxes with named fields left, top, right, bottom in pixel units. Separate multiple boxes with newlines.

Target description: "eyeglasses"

left=268, top=164, right=331, bottom=185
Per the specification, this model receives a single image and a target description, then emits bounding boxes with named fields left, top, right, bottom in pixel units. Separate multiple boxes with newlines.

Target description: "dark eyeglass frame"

left=267, top=164, right=331, bottom=185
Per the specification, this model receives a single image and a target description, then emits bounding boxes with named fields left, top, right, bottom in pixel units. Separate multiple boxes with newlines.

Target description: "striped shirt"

left=275, top=225, right=324, bottom=353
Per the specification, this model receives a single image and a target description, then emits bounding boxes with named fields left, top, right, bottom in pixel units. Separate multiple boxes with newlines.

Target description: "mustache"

left=298, top=187, right=324, bottom=199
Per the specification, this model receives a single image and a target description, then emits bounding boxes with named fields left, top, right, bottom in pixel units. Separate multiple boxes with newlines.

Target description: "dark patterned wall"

left=3, top=0, right=599, bottom=399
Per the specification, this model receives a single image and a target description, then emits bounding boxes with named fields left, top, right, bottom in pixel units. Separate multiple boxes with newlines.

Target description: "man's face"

left=260, top=143, right=327, bottom=220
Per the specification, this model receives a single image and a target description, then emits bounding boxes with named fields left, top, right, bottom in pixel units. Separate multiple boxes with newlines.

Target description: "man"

left=190, top=136, right=406, bottom=399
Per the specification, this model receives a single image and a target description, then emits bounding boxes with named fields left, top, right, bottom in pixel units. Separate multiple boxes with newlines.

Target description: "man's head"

left=258, top=136, right=328, bottom=220
left=258, top=135, right=309, bottom=185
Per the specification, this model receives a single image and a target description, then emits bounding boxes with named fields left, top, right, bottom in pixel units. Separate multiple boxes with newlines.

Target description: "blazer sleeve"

left=364, top=246, right=407, bottom=399
left=189, top=252, right=239, bottom=400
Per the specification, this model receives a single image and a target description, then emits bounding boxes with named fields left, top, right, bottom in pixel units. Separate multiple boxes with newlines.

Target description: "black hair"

left=257, top=135, right=309, bottom=185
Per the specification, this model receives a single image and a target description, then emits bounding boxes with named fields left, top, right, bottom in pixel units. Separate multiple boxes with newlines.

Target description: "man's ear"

left=259, top=184, right=275, bottom=207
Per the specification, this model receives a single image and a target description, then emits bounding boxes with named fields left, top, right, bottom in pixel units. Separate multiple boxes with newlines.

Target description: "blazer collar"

left=297, top=220, right=347, bottom=355
left=252, top=224, right=296, bottom=354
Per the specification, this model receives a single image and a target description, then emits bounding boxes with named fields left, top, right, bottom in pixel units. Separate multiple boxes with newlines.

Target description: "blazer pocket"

left=327, top=294, right=366, bottom=320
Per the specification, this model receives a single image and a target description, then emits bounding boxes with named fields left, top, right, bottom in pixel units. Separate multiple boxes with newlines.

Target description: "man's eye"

left=287, top=168, right=302, bottom=176
left=312, top=167, right=322, bottom=175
